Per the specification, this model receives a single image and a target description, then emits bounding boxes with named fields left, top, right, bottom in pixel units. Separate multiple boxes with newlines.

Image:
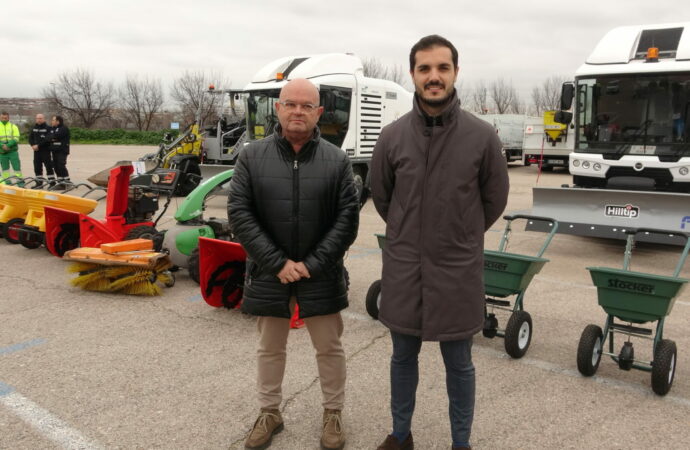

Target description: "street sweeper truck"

left=199, top=53, right=413, bottom=203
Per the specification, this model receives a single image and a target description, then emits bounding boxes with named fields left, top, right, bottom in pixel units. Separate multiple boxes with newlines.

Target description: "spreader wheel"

left=577, top=324, right=604, bottom=377
left=504, top=310, right=532, bottom=359
left=4, top=218, right=25, bottom=244
left=652, top=339, right=677, bottom=396
left=365, top=279, right=381, bottom=320
left=483, top=313, right=499, bottom=338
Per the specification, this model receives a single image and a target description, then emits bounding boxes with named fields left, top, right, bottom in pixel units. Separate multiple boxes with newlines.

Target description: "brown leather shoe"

left=244, top=408, right=283, bottom=450
left=321, top=409, right=345, bottom=450
left=376, top=432, right=413, bottom=450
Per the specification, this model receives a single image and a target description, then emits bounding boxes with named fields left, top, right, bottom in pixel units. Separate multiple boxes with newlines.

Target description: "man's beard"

left=416, top=84, right=455, bottom=108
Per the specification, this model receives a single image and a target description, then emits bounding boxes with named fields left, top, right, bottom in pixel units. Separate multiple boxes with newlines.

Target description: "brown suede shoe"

left=244, top=408, right=283, bottom=450
left=376, top=432, right=413, bottom=450
left=321, top=409, right=345, bottom=450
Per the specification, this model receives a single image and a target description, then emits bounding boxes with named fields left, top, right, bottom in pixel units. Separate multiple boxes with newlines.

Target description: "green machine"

left=159, top=169, right=234, bottom=283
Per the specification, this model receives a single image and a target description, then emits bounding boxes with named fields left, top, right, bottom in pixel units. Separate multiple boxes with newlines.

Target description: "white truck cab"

left=560, top=23, right=690, bottom=192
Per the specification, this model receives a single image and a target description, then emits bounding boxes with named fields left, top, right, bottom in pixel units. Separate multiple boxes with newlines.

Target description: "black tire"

left=651, top=339, right=677, bottom=396
left=53, top=224, right=80, bottom=257
left=188, top=246, right=200, bottom=284
left=125, top=225, right=158, bottom=241
left=4, top=218, right=25, bottom=244
left=365, top=279, right=381, bottom=320
left=504, top=310, right=532, bottom=359
left=577, top=324, right=604, bottom=377
left=541, top=165, right=554, bottom=172
left=175, top=160, right=201, bottom=197
left=18, top=228, right=43, bottom=249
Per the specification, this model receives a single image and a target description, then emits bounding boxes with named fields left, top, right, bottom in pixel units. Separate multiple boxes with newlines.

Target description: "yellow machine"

left=543, top=110, right=568, bottom=143
left=88, top=122, right=204, bottom=196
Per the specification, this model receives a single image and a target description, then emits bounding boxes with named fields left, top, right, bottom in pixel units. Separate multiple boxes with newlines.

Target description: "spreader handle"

left=503, top=214, right=557, bottom=224
left=624, top=228, right=690, bottom=278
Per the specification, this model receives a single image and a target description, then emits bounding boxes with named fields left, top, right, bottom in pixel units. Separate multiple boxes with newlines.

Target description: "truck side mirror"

left=560, top=82, right=574, bottom=110
left=554, top=111, right=573, bottom=125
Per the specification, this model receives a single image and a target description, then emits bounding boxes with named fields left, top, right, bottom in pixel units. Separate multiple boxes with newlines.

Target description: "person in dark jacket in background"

left=48, top=115, right=70, bottom=189
left=228, top=78, right=359, bottom=450
left=28, top=114, right=54, bottom=187
left=371, top=35, right=509, bottom=450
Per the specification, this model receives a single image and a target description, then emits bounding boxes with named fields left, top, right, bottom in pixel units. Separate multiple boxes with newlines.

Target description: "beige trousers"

left=256, top=298, right=346, bottom=410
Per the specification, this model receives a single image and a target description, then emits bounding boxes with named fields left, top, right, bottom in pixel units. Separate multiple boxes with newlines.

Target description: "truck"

left=530, top=22, right=690, bottom=242
left=474, top=114, right=529, bottom=163
left=522, top=111, right=574, bottom=170
left=200, top=53, right=413, bottom=200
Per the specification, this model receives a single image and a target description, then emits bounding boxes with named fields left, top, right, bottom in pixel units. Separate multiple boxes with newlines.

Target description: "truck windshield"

left=246, top=90, right=280, bottom=141
left=576, top=73, right=690, bottom=158
left=245, top=86, right=352, bottom=146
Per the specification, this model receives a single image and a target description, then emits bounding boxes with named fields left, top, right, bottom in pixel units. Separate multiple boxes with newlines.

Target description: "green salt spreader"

left=577, top=228, right=690, bottom=396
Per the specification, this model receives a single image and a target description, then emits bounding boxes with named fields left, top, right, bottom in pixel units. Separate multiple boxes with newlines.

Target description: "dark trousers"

left=51, top=149, right=69, bottom=178
left=33, top=148, right=54, bottom=177
left=390, top=331, right=475, bottom=447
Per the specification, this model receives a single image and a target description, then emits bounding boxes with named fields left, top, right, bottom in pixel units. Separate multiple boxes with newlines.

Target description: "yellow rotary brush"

left=64, top=239, right=175, bottom=296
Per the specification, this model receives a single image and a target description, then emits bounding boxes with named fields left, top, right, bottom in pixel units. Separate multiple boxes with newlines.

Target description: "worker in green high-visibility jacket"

left=0, top=111, right=22, bottom=183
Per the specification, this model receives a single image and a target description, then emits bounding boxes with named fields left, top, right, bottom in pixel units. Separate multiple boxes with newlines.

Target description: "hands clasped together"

left=277, top=259, right=311, bottom=284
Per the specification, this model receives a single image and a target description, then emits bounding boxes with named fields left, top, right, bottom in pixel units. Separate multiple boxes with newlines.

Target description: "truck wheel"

left=353, top=166, right=368, bottom=208
left=652, top=339, right=677, bottom=396
left=365, top=279, right=381, bottom=320
left=577, top=324, right=603, bottom=376
left=125, top=225, right=158, bottom=241
left=188, top=246, right=200, bottom=284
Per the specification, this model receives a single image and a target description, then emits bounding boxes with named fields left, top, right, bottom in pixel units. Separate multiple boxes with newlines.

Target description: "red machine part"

left=44, top=165, right=155, bottom=257
left=198, top=237, right=304, bottom=328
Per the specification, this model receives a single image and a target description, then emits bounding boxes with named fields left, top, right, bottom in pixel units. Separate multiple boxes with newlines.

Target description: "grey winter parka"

left=370, top=93, right=509, bottom=341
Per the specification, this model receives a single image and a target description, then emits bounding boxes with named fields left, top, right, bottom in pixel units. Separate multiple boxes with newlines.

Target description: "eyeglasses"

left=278, top=101, right=319, bottom=112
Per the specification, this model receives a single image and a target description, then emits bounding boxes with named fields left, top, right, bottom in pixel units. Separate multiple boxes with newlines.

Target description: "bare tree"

left=170, top=70, right=227, bottom=126
left=362, top=57, right=406, bottom=85
left=471, top=81, right=489, bottom=114
left=531, top=75, right=567, bottom=116
left=456, top=81, right=472, bottom=110
left=489, top=78, right=520, bottom=114
left=42, top=68, right=116, bottom=128
left=120, top=75, right=165, bottom=131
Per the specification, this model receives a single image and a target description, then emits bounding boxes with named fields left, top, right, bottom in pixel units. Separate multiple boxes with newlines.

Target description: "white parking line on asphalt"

left=0, top=382, right=103, bottom=450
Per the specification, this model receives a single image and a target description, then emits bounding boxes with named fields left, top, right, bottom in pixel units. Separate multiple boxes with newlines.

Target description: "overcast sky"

left=3, top=1, right=686, bottom=105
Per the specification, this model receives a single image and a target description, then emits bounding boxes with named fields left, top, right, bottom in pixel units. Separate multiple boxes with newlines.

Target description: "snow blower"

left=45, top=165, right=181, bottom=257
left=63, top=239, right=174, bottom=296
left=198, top=237, right=304, bottom=328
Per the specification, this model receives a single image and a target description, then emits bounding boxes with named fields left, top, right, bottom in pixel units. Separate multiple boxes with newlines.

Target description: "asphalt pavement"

left=1, top=145, right=689, bottom=449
